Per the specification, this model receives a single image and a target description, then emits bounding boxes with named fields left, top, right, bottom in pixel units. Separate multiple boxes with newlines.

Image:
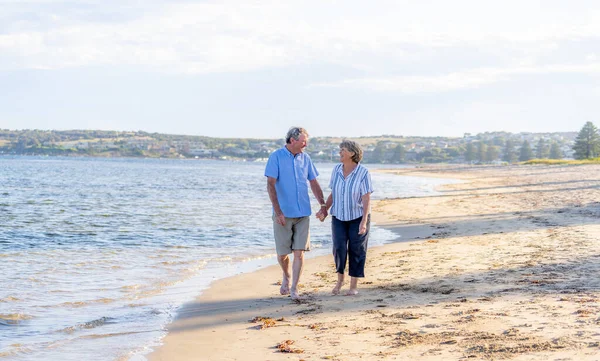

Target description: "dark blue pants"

left=331, top=215, right=370, bottom=278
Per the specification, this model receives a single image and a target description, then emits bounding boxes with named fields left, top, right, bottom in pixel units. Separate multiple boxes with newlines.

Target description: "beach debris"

left=249, top=316, right=276, bottom=329
left=277, top=340, right=304, bottom=353
left=466, top=339, right=569, bottom=358
left=452, top=308, right=481, bottom=315
left=419, top=285, right=455, bottom=294
left=455, top=315, right=476, bottom=323
left=295, top=306, right=322, bottom=314
left=375, top=283, right=411, bottom=292
left=440, top=339, right=457, bottom=345
left=394, top=329, right=426, bottom=346
left=575, top=309, right=594, bottom=317
left=391, top=312, right=420, bottom=319
left=313, top=272, right=329, bottom=280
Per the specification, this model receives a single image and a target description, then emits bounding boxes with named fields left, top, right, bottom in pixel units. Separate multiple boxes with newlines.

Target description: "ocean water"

left=0, top=157, right=458, bottom=360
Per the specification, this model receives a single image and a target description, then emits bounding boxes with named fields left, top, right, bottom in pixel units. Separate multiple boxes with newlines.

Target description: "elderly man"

left=265, top=126, right=327, bottom=299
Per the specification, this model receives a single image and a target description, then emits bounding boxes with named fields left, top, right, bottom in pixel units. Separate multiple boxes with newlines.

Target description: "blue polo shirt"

left=265, top=146, right=319, bottom=218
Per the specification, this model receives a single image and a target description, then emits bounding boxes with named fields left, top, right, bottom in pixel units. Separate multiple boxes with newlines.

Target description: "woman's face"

left=339, top=147, right=355, bottom=163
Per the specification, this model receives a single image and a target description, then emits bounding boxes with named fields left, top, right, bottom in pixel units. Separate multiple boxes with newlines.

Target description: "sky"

left=1, top=0, right=600, bottom=139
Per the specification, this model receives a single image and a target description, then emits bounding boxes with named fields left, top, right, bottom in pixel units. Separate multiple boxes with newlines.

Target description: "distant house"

left=127, top=138, right=153, bottom=149
left=93, top=142, right=116, bottom=150
left=188, top=149, right=214, bottom=156
left=60, top=141, right=90, bottom=149
left=229, top=148, right=249, bottom=155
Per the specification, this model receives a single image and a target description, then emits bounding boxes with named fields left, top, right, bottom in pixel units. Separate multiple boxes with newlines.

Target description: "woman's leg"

left=332, top=272, right=344, bottom=295
left=347, top=215, right=370, bottom=295
left=331, top=216, right=349, bottom=294
left=347, top=277, right=359, bottom=295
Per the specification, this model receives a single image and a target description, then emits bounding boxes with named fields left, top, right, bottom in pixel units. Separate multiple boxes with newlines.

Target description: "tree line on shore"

left=0, top=125, right=597, bottom=163
left=571, top=121, right=600, bottom=160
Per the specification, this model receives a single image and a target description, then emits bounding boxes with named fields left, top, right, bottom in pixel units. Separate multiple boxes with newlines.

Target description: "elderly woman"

left=317, top=140, right=373, bottom=295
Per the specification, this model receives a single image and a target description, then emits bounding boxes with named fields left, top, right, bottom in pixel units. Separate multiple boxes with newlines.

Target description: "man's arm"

left=267, top=177, right=286, bottom=226
left=309, top=179, right=327, bottom=218
left=316, top=193, right=332, bottom=221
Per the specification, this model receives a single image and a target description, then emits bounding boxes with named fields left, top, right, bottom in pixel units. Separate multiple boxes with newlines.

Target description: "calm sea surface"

left=0, top=157, right=457, bottom=360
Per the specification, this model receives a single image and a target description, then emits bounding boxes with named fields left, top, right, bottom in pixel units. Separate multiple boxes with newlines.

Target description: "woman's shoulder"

left=357, top=164, right=372, bottom=179
left=357, top=163, right=370, bottom=172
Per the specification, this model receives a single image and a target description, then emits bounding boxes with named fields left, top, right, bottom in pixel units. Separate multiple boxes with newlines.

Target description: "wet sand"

left=148, top=164, right=600, bottom=361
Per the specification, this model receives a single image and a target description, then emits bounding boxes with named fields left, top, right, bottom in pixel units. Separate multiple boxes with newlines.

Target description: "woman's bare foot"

left=280, top=276, right=290, bottom=295
left=332, top=273, right=345, bottom=295
left=332, top=283, right=342, bottom=295
left=345, top=288, right=358, bottom=296
left=345, top=277, right=359, bottom=295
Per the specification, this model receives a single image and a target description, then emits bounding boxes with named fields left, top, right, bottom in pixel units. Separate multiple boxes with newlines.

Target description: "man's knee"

left=293, top=250, right=304, bottom=259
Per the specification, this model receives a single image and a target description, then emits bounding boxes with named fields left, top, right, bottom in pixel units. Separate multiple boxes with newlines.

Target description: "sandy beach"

left=148, top=164, right=600, bottom=361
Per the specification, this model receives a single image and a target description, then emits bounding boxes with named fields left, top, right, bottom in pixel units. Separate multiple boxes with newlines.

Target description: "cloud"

left=2, top=0, right=600, bottom=75
left=310, top=63, right=600, bottom=93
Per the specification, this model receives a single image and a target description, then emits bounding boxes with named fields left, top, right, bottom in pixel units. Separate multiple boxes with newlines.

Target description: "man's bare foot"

left=280, top=277, right=290, bottom=295
left=290, top=289, right=303, bottom=300
left=345, top=289, right=358, bottom=296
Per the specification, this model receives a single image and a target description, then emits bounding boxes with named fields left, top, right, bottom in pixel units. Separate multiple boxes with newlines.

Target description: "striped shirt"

left=329, top=163, right=373, bottom=221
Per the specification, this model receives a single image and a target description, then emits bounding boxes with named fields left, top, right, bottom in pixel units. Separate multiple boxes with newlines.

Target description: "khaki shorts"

left=272, top=215, right=311, bottom=255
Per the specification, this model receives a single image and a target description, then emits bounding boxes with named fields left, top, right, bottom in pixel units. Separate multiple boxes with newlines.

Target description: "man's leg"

left=277, top=254, right=291, bottom=295
left=290, top=216, right=310, bottom=299
left=290, top=250, right=304, bottom=299
left=273, top=215, right=294, bottom=296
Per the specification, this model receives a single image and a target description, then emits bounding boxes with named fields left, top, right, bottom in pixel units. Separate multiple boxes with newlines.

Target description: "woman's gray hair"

left=340, top=140, right=363, bottom=163
left=285, top=127, right=308, bottom=144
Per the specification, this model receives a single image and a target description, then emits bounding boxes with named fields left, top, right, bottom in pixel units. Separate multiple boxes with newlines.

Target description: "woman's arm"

left=359, top=192, right=370, bottom=234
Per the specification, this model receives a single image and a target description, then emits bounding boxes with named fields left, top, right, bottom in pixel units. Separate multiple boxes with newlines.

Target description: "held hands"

left=315, top=209, right=324, bottom=222
left=315, top=208, right=328, bottom=222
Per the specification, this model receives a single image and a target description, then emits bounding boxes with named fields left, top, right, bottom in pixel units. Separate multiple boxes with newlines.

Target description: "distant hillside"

left=0, top=129, right=577, bottom=164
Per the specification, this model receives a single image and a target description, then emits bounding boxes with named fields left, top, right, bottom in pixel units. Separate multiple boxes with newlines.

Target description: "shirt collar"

left=337, top=163, right=360, bottom=176
left=283, top=145, right=303, bottom=158
left=282, top=145, right=293, bottom=157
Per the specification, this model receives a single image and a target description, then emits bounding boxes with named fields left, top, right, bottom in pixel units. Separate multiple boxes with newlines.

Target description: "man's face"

left=290, top=133, right=308, bottom=154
